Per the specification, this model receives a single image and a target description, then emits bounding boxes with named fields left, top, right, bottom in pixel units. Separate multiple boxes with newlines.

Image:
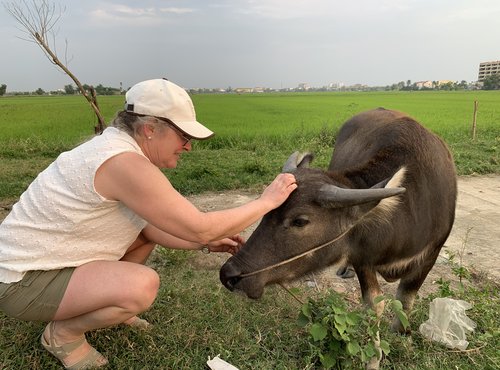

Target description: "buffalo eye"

left=292, top=216, right=309, bottom=228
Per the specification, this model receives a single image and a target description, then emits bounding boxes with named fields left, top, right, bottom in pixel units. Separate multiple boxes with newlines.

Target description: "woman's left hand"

left=205, top=234, right=245, bottom=255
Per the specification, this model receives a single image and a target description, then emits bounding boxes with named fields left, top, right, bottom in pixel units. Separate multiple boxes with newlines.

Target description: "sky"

left=1, top=0, right=499, bottom=92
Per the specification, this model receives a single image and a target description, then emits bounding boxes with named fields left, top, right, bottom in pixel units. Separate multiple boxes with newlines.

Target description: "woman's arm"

left=95, top=152, right=296, bottom=245
left=142, top=224, right=244, bottom=255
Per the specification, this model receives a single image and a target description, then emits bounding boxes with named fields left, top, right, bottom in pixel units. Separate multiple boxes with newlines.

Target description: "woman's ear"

left=143, top=123, right=155, bottom=138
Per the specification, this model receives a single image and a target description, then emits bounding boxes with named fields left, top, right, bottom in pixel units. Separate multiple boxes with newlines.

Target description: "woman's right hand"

left=260, top=173, right=297, bottom=209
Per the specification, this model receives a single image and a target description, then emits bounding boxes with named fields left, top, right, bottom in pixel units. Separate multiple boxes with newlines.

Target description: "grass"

left=1, top=91, right=499, bottom=368
left=1, top=250, right=498, bottom=369
left=395, top=279, right=499, bottom=370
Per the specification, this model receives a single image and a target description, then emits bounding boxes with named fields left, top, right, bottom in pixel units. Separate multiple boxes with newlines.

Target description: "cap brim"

left=172, top=121, right=214, bottom=140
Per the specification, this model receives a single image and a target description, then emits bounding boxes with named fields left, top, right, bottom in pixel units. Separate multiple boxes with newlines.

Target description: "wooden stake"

left=471, top=100, right=478, bottom=140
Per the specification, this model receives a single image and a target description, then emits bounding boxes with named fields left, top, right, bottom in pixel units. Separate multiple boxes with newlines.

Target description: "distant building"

left=297, top=83, right=309, bottom=90
left=234, top=87, right=253, bottom=94
left=436, top=80, right=454, bottom=86
left=328, top=82, right=345, bottom=90
left=415, top=81, right=434, bottom=89
left=478, top=60, right=500, bottom=82
left=350, top=83, right=368, bottom=91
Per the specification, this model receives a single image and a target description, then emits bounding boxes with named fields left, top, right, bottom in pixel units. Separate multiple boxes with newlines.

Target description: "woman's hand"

left=205, top=234, right=245, bottom=255
left=260, top=173, right=297, bottom=209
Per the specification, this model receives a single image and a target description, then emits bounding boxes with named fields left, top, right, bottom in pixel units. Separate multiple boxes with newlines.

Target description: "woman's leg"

left=43, top=233, right=160, bottom=366
left=120, top=231, right=156, bottom=264
left=119, top=231, right=157, bottom=326
left=44, top=260, right=159, bottom=366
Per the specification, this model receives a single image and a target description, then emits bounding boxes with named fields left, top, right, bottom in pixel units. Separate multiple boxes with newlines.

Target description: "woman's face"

left=141, top=121, right=192, bottom=168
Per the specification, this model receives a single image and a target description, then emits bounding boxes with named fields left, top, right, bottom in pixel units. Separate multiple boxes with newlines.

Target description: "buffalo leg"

left=356, top=268, right=384, bottom=370
left=393, top=249, right=441, bottom=333
left=357, top=268, right=384, bottom=314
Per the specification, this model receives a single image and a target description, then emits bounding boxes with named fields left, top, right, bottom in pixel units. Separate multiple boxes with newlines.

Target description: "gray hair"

left=110, top=111, right=167, bottom=138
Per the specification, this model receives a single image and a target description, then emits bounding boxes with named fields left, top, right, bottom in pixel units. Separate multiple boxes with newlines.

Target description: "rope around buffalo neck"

left=239, top=223, right=356, bottom=278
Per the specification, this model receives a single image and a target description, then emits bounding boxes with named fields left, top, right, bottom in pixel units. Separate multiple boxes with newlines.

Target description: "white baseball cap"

left=125, top=78, right=214, bottom=140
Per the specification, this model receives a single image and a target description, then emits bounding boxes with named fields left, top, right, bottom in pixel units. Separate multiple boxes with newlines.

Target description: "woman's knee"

left=55, top=262, right=160, bottom=320
left=130, top=267, right=160, bottom=311
left=144, top=268, right=160, bottom=301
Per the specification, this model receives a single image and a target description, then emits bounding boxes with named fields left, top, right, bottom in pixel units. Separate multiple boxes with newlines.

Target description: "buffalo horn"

left=317, top=184, right=406, bottom=207
left=282, top=151, right=314, bottom=172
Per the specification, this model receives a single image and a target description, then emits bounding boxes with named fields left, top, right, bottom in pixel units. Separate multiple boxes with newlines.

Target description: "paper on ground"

left=207, top=355, right=239, bottom=370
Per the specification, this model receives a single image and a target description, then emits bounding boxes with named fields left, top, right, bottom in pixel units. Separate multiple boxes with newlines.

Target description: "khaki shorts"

left=0, top=268, right=75, bottom=322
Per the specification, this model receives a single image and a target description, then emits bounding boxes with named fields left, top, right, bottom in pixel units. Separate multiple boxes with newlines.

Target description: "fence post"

left=471, top=100, right=478, bottom=140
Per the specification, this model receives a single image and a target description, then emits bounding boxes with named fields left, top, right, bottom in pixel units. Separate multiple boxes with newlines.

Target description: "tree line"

left=387, top=75, right=500, bottom=91
left=1, top=75, right=500, bottom=97
left=481, top=74, right=500, bottom=90
left=0, top=83, right=122, bottom=96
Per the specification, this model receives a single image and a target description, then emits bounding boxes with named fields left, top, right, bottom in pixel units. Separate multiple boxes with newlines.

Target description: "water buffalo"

left=220, top=108, right=457, bottom=336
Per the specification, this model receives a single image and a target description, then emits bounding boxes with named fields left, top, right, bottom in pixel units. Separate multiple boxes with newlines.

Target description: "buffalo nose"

left=220, top=262, right=242, bottom=291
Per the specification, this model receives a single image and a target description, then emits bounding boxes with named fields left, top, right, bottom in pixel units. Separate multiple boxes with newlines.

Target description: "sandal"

left=41, top=322, right=108, bottom=369
left=123, top=316, right=151, bottom=330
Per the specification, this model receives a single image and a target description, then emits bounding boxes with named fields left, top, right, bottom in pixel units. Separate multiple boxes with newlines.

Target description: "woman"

left=0, top=78, right=297, bottom=369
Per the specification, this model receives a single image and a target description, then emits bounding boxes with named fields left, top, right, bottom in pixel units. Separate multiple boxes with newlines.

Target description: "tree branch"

left=4, top=0, right=107, bottom=133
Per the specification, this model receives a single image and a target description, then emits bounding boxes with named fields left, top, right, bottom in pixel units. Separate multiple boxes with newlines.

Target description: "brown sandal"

left=41, top=322, right=108, bottom=369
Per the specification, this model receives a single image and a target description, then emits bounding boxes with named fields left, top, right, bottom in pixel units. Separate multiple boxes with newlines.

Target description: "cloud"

left=88, top=4, right=196, bottom=25
left=229, top=0, right=417, bottom=20
left=159, top=8, right=196, bottom=15
left=443, top=3, right=500, bottom=22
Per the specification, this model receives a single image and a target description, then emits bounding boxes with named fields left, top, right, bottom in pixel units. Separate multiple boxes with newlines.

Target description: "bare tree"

left=4, top=0, right=106, bottom=134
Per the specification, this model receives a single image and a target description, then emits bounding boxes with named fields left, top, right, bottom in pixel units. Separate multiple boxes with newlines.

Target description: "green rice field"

left=0, top=90, right=499, bottom=199
left=1, top=90, right=499, bottom=141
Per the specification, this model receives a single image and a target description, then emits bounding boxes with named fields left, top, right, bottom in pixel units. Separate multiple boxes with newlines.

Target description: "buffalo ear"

left=370, top=167, right=406, bottom=189
left=282, top=151, right=314, bottom=173
left=371, top=177, right=391, bottom=189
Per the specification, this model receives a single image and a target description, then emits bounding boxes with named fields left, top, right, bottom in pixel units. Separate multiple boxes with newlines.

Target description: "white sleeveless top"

left=0, top=127, right=148, bottom=283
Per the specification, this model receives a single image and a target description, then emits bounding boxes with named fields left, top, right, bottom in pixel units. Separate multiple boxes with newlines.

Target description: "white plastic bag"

left=419, top=297, right=476, bottom=350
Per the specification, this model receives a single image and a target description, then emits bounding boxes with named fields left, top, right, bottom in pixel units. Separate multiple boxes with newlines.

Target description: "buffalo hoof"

left=391, top=319, right=411, bottom=335
left=336, top=265, right=356, bottom=279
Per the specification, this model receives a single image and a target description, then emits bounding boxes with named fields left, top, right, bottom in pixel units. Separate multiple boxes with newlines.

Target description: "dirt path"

left=188, top=175, right=500, bottom=297
left=444, top=174, right=500, bottom=279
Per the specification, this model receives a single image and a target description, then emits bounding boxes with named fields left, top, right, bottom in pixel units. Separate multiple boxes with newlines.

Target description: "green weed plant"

left=298, top=293, right=408, bottom=369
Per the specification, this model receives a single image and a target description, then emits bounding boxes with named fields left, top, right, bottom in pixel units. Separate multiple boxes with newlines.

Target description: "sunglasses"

left=154, top=116, right=192, bottom=146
